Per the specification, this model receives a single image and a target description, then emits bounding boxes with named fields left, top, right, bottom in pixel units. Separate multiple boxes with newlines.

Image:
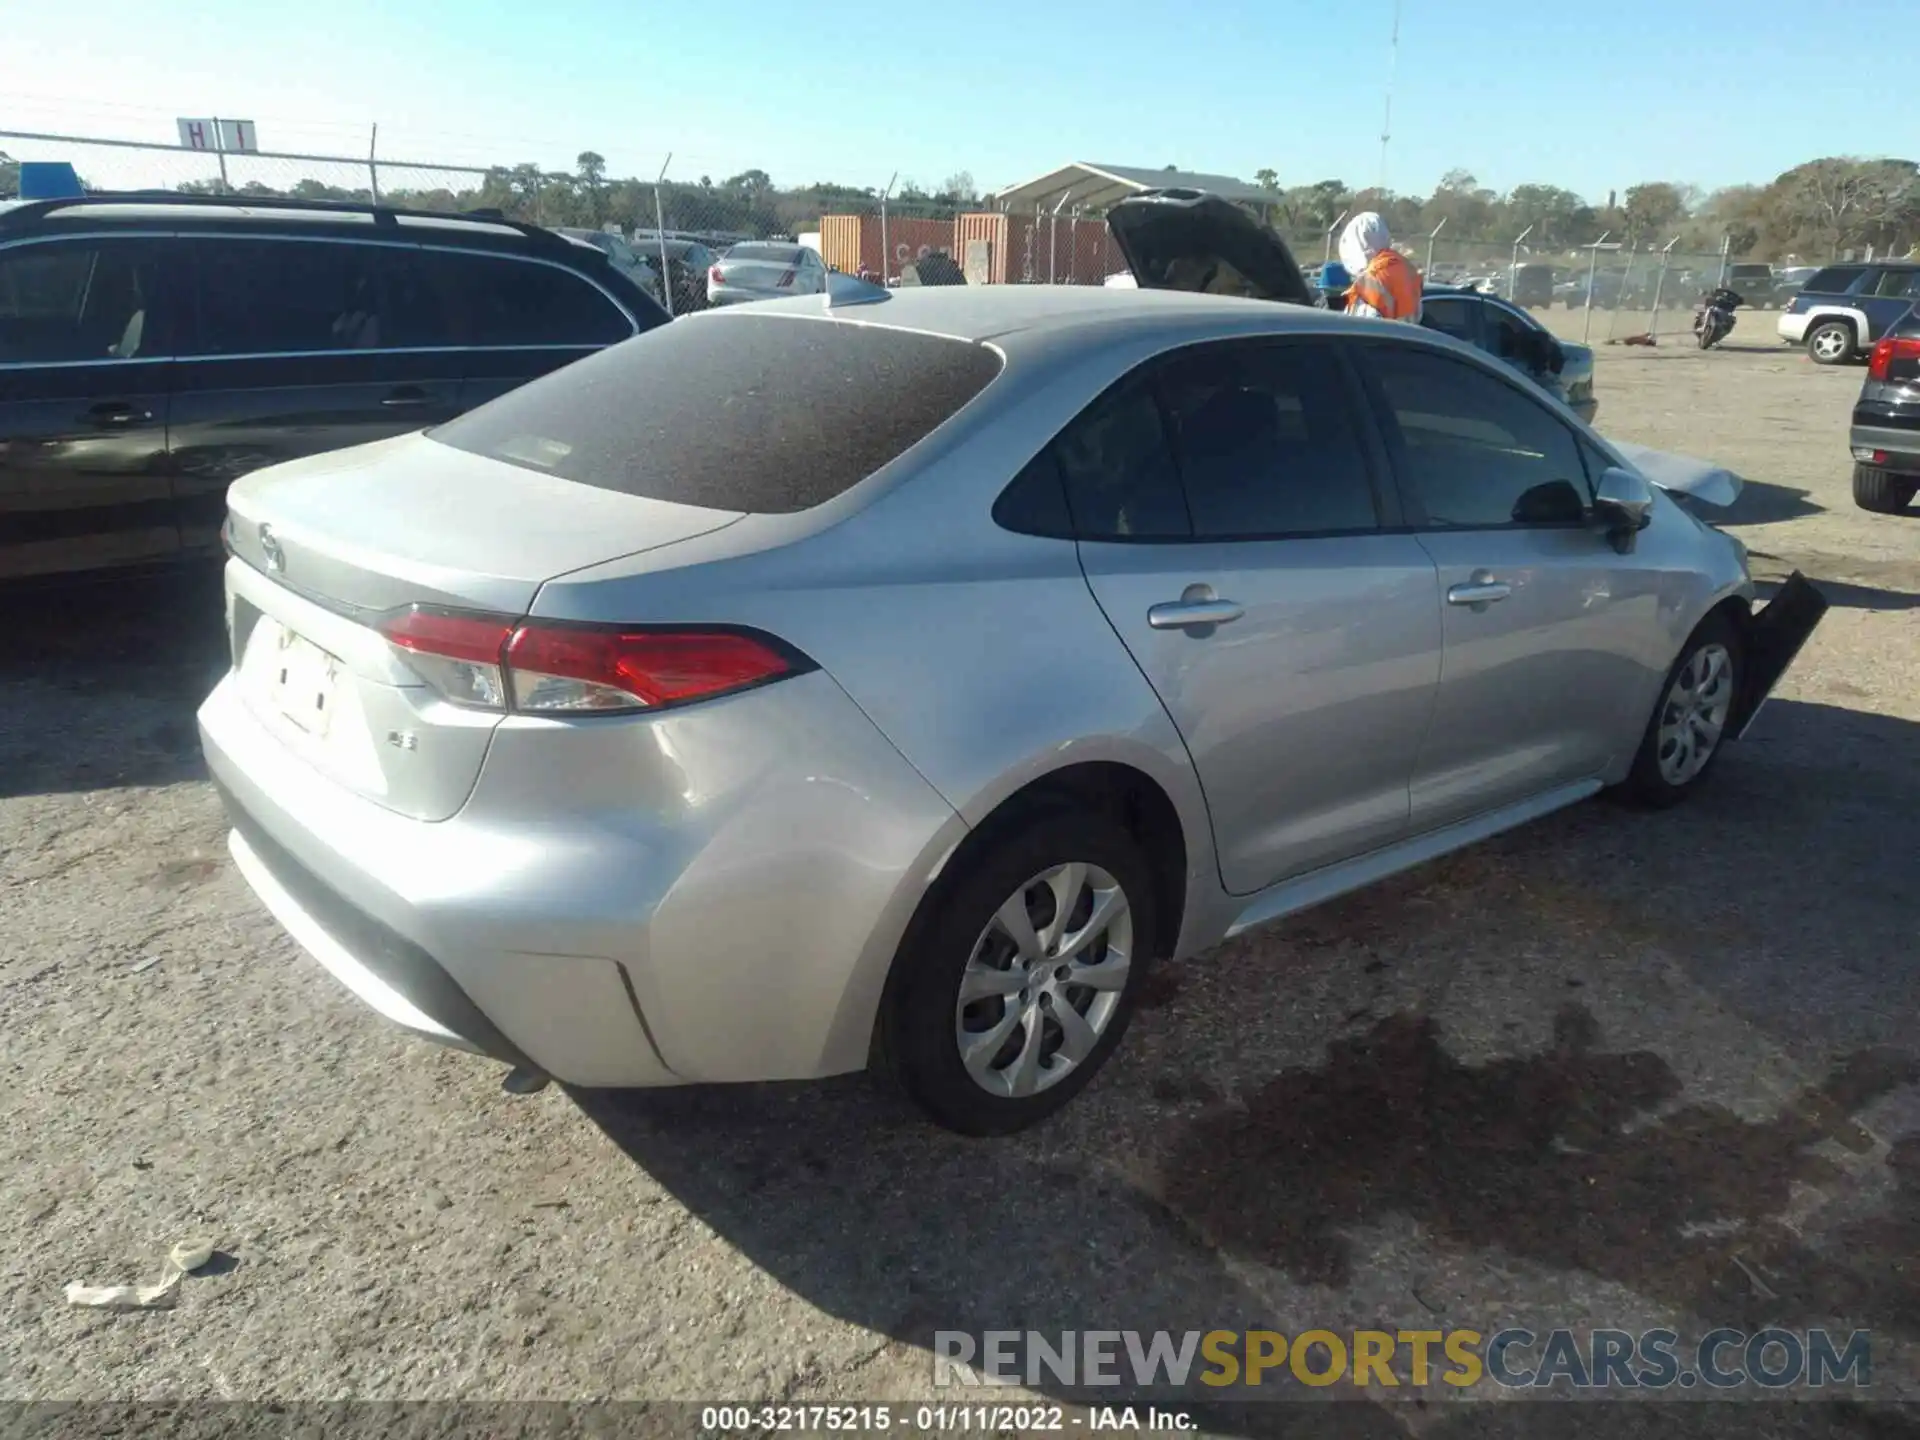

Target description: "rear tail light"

left=380, top=609, right=514, bottom=708
left=709, top=265, right=724, bottom=287
left=1867, top=335, right=1920, bottom=381
left=776, top=268, right=796, bottom=288
left=376, top=608, right=806, bottom=714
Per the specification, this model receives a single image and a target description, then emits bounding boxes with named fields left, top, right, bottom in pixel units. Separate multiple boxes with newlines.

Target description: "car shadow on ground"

left=1708, top=476, right=1823, bottom=526
left=1756, top=574, right=1920, bottom=612
left=576, top=699, right=1920, bottom=1431
left=0, top=569, right=227, bottom=798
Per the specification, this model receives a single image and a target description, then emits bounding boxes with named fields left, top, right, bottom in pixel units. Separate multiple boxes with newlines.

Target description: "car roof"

left=0, top=192, right=600, bottom=262
left=697, top=284, right=1415, bottom=354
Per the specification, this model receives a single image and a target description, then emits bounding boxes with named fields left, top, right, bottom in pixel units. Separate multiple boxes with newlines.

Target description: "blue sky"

left=6, top=0, right=1907, bottom=201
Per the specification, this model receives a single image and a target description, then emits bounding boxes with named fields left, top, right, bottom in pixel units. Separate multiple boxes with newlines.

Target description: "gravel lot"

left=4, top=328, right=1918, bottom=1435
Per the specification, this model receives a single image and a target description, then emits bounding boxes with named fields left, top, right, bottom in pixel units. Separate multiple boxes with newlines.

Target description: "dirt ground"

left=3, top=333, right=1918, bottom=1436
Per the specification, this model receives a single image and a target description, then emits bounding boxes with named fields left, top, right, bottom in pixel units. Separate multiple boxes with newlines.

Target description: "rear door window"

left=430, top=313, right=1003, bottom=512
left=0, top=238, right=168, bottom=363
left=426, top=250, right=634, bottom=347
left=185, top=237, right=452, bottom=354
left=1154, top=341, right=1380, bottom=537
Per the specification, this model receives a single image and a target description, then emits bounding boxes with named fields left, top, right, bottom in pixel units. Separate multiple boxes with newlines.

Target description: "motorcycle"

left=1693, top=287, right=1743, bottom=350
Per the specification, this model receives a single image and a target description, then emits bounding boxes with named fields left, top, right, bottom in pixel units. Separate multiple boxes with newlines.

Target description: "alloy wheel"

left=955, top=862, right=1132, bottom=1098
left=1657, top=643, right=1734, bottom=786
left=1811, top=328, right=1848, bottom=361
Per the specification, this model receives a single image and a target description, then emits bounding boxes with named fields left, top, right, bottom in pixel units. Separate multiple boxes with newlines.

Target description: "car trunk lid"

left=222, top=431, right=743, bottom=821
left=1105, top=188, right=1314, bottom=306
left=715, top=255, right=804, bottom=292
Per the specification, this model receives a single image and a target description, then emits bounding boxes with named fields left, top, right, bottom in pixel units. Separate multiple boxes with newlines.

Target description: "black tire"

left=1614, top=613, right=1744, bottom=809
left=877, top=806, right=1160, bottom=1135
left=1853, top=464, right=1919, bottom=514
left=1806, top=319, right=1855, bottom=365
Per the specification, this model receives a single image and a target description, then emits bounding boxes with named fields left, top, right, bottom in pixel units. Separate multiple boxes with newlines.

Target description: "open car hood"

left=1611, top=439, right=1743, bottom=508
left=1105, top=189, right=1314, bottom=307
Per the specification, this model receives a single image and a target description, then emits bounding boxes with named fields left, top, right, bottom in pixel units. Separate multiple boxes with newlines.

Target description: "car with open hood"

left=1102, top=191, right=1598, bottom=420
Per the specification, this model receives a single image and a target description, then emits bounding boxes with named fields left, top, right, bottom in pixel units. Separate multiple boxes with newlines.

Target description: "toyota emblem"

left=258, top=523, right=285, bottom=574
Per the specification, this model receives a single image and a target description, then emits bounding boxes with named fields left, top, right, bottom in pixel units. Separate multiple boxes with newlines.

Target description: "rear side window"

left=1052, top=374, right=1191, bottom=540
left=1802, top=266, right=1867, bottom=296
left=187, top=238, right=452, bottom=354
left=0, top=238, right=165, bottom=363
left=430, top=314, right=1003, bottom=512
left=427, top=251, right=633, bottom=347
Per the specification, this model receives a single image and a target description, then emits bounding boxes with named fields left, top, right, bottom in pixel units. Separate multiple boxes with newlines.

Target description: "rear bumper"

left=1849, top=422, right=1920, bottom=473
left=198, top=668, right=964, bottom=1087
left=1777, top=311, right=1811, bottom=343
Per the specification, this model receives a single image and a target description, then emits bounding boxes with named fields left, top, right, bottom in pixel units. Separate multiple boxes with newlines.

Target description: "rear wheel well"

left=1806, top=314, right=1857, bottom=352
left=870, top=762, right=1192, bottom=1073
left=940, top=764, right=1190, bottom=962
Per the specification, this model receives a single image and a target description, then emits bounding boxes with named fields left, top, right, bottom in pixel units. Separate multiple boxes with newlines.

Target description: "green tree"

left=1502, top=184, right=1597, bottom=246
left=1278, top=179, right=1350, bottom=233
left=1768, top=156, right=1918, bottom=258
left=940, top=171, right=978, bottom=205
left=1620, top=181, right=1689, bottom=245
left=1423, top=169, right=1498, bottom=242
left=576, top=150, right=608, bottom=226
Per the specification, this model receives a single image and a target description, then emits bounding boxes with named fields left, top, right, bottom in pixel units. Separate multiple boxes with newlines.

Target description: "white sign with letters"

left=176, top=118, right=259, bottom=153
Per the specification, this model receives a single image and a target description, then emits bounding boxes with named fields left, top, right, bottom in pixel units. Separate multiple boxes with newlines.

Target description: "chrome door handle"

left=1147, top=598, right=1244, bottom=630
left=381, top=388, right=430, bottom=407
left=1447, top=579, right=1512, bottom=606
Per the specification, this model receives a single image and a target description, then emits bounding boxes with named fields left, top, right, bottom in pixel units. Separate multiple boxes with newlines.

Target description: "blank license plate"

left=265, top=626, right=340, bottom=739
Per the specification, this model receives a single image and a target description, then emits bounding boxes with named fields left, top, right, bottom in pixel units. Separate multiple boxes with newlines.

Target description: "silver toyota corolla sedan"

left=198, top=284, right=1826, bottom=1134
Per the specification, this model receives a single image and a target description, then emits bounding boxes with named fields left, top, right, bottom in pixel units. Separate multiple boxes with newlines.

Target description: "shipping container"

left=818, top=214, right=958, bottom=281
left=954, top=213, right=1116, bottom=285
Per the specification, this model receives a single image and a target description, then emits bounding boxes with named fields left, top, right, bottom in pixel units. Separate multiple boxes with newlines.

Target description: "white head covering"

left=1338, top=212, right=1392, bottom=276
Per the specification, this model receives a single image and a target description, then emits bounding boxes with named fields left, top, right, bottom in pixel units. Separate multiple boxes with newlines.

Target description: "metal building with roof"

left=989, top=161, right=1272, bottom=214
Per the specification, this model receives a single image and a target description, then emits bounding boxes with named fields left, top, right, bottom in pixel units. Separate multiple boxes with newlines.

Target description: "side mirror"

left=1592, top=465, right=1654, bottom=553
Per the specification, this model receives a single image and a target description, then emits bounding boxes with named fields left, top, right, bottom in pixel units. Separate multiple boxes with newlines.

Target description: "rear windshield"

left=728, top=243, right=804, bottom=262
left=429, top=313, right=1003, bottom=513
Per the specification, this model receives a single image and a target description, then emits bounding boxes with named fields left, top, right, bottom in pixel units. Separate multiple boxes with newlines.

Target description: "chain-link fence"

left=0, top=129, right=1821, bottom=338
left=1, top=130, right=490, bottom=211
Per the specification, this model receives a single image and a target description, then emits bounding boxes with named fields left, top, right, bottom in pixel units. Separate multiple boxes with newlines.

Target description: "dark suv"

left=1777, top=260, right=1920, bottom=365
left=1849, top=304, right=1920, bottom=513
left=0, top=194, right=669, bottom=581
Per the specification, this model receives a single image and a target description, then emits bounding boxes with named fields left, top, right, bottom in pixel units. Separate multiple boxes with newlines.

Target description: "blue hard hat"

left=1320, top=261, right=1351, bottom=290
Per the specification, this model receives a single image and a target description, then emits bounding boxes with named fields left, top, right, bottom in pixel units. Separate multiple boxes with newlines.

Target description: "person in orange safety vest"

left=1338, top=212, right=1423, bottom=322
